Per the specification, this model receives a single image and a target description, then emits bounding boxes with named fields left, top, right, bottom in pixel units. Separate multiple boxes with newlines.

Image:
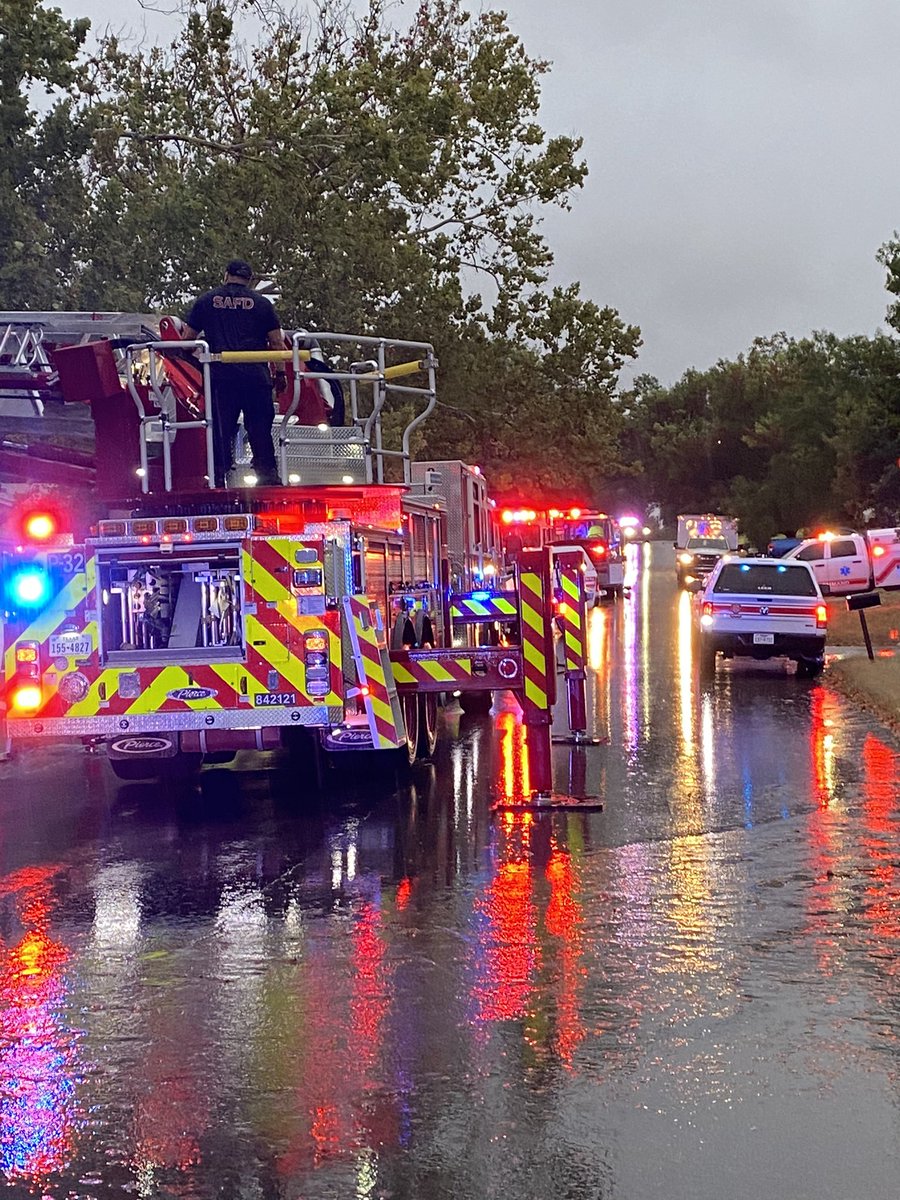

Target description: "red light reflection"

left=0, top=866, right=77, bottom=1183
left=545, top=845, right=585, bottom=1066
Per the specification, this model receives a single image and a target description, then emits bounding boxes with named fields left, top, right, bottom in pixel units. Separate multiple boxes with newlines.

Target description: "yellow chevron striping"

left=421, top=660, right=458, bottom=683
left=66, top=668, right=120, bottom=718
left=369, top=694, right=396, bottom=724
left=4, top=570, right=90, bottom=679
left=523, top=639, right=546, bottom=673
left=524, top=677, right=547, bottom=707
left=520, top=603, right=544, bottom=637
left=245, top=618, right=340, bottom=706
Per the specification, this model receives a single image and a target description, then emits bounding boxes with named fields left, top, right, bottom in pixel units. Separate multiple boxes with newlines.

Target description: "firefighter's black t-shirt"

left=184, top=283, right=281, bottom=385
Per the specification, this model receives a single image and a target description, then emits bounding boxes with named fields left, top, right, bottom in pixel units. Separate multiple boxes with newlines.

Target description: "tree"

left=0, top=0, right=90, bottom=306
left=4, top=0, right=640, bottom=497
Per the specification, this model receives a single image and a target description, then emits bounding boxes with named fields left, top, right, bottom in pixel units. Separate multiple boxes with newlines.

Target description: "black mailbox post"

left=846, top=591, right=881, bottom=661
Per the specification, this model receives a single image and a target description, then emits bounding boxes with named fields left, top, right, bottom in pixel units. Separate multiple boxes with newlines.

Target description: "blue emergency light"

left=5, top=564, right=52, bottom=609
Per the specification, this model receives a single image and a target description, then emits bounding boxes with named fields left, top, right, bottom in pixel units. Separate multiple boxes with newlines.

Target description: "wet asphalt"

left=2, top=543, right=900, bottom=1198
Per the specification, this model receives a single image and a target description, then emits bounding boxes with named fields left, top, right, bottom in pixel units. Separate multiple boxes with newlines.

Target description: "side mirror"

left=686, top=579, right=703, bottom=594
left=820, top=584, right=831, bottom=596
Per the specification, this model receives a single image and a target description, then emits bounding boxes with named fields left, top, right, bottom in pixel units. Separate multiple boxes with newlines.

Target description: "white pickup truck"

left=783, top=528, right=900, bottom=595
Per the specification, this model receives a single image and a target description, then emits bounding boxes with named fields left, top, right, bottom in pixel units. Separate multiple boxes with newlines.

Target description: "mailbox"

left=847, top=592, right=882, bottom=612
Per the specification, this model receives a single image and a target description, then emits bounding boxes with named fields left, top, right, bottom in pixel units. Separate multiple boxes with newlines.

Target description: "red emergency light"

left=590, top=542, right=607, bottom=557
left=18, top=508, right=61, bottom=542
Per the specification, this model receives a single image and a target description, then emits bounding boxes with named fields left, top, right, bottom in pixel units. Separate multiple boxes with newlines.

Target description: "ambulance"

left=783, top=528, right=900, bottom=596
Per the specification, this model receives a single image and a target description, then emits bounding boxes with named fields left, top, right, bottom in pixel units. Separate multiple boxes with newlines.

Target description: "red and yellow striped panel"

left=343, top=595, right=403, bottom=750
left=557, top=563, right=586, bottom=673
left=391, top=654, right=474, bottom=687
left=8, top=536, right=344, bottom=723
left=241, top=537, right=342, bottom=708
left=518, top=568, right=555, bottom=711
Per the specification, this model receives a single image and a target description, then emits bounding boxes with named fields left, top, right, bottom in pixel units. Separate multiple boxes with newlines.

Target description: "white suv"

left=694, top=556, right=827, bottom=678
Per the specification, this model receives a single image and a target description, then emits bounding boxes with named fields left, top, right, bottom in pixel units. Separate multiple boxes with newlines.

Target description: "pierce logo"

left=110, top=737, right=174, bottom=755
left=167, top=687, right=218, bottom=702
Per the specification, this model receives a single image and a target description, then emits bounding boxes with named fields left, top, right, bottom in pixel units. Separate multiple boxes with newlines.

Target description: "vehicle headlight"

left=642, top=527, right=651, bottom=536
left=678, top=552, right=694, bottom=564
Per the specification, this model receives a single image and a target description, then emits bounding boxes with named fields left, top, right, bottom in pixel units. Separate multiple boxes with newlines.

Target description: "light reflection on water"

left=4, top=548, right=900, bottom=1195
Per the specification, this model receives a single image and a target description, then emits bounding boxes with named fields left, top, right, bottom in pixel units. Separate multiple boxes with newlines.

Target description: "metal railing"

left=125, top=330, right=438, bottom=493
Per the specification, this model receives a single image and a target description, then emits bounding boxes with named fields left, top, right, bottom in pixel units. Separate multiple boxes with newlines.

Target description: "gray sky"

left=56, top=0, right=900, bottom=384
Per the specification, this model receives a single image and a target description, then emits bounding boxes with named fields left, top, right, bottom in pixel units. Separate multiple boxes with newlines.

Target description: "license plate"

left=254, top=692, right=297, bottom=706
left=49, top=635, right=92, bottom=658
left=753, top=633, right=775, bottom=645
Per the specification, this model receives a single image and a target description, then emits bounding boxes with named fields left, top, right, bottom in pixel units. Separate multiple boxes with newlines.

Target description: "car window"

left=830, top=539, right=857, bottom=557
left=686, top=537, right=728, bottom=551
left=713, top=563, right=817, bottom=596
left=794, top=543, right=825, bottom=562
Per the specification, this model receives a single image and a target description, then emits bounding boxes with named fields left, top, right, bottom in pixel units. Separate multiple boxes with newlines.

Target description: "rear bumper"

left=704, top=631, right=825, bottom=659
left=6, top=705, right=343, bottom=738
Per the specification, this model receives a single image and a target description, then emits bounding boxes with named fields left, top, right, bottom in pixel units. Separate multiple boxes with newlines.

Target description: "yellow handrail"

left=212, top=350, right=425, bottom=378
left=215, top=349, right=309, bottom=363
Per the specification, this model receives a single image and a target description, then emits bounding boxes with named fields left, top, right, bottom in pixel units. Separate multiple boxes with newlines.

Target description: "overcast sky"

left=56, top=0, right=900, bottom=384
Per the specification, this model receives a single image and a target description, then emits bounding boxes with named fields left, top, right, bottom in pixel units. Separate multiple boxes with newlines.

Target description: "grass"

left=826, top=654, right=900, bottom=737
left=825, top=589, right=900, bottom=734
left=826, top=590, right=900, bottom=648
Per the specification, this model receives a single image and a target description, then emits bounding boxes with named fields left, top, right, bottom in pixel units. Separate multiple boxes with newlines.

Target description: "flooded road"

left=3, top=543, right=900, bottom=1198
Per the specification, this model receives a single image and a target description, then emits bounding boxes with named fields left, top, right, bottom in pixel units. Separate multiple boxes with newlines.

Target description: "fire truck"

left=0, top=319, right=583, bottom=794
left=499, top=505, right=625, bottom=600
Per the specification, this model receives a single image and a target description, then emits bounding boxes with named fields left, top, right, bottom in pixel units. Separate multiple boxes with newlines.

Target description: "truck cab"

left=675, top=515, right=739, bottom=589
left=784, top=532, right=871, bottom=595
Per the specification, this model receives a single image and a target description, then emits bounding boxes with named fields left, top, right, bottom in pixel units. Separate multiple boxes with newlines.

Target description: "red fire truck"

left=0, top=322, right=573, bottom=792
left=499, top=505, right=625, bottom=601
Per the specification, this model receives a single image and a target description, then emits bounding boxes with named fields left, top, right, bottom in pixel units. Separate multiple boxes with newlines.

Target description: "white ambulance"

left=783, top=528, right=900, bottom=595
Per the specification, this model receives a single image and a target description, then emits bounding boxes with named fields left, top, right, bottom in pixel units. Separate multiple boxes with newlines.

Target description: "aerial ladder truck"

left=0, top=315, right=591, bottom=800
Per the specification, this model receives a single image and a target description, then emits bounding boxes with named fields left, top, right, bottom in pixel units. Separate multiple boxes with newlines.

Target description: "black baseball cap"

left=225, top=259, right=253, bottom=280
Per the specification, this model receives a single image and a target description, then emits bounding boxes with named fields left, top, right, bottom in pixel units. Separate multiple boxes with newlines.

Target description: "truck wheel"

left=699, top=642, right=717, bottom=679
left=417, top=693, right=439, bottom=757
left=399, top=693, right=419, bottom=764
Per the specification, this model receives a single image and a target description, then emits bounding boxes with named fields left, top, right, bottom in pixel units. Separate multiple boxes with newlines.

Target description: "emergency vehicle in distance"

left=499, top=506, right=625, bottom=602
left=675, top=513, right=739, bottom=589
left=782, top=528, right=900, bottom=596
left=0, top=319, right=569, bottom=785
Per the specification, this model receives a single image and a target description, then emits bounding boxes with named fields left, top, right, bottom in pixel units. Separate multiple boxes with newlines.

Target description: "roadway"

left=1, top=542, right=899, bottom=1197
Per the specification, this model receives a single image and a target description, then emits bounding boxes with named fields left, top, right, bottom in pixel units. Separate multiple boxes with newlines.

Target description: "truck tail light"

left=816, top=604, right=827, bottom=628
left=14, top=642, right=40, bottom=678
left=702, top=602, right=713, bottom=618
left=11, top=683, right=42, bottom=712
left=303, top=630, right=330, bottom=697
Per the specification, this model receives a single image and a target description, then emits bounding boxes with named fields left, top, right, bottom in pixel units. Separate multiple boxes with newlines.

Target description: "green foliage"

left=624, top=331, right=900, bottom=548
left=0, top=0, right=89, bottom=305
left=2, top=0, right=639, bottom=497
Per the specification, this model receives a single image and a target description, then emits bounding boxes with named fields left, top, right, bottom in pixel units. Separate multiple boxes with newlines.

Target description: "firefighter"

left=181, top=259, right=287, bottom=487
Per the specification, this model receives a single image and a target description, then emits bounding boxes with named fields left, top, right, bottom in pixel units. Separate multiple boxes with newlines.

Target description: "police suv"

left=693, top=556, right=827, bottom=678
